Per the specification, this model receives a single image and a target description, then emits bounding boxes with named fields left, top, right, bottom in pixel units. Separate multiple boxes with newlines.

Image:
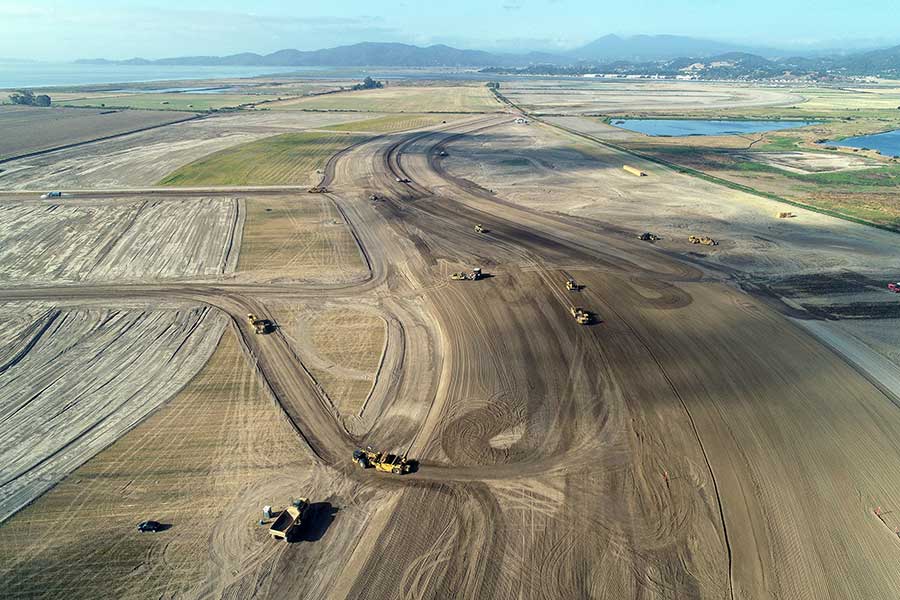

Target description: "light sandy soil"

left=0, top=196, right=242, bottom=283
left=445, top=119, right=900, bottom=278
left=503, top=81, right=801, bottom=115
left=733, top=150, right=880, bottom=173
left=0, top=302, right=226, bottom=523
left=235, top=195, right=368, bottom=284
left=0, top=111, right=379, bottom=189
left=272, top=299, right=387, bottom=420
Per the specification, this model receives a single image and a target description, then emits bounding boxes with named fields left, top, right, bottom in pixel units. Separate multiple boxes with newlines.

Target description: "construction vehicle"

left=570, top=306, right=592, bottom=325
left=474, top=223, right=487, bottom=233
left=353, top=447, right=412, bottom=475
left=638, top=232, right=660, bottom=242
left=369, top=193, right=381, bottom=202
left=623, top=165, right=647, bottom=177
left=565, top=279, right=579, bottom=291
left=395, top=176, right=411, bottom=184
left=438, top=150, right=448, bottom=157
left=246, top=314, right=274, bottom=335
left=41, top=191, right=62, bottom=199
left=888, top=282, right=900, bottom=293
left=688, top=235, right=718, bottom=246
left=307, top=186, right=328, bottom=194
left=450, top=267, right=483, bottom=281
left=776, top=211, right=796, bottom=219
left=269, top=499, right=308, bottom=540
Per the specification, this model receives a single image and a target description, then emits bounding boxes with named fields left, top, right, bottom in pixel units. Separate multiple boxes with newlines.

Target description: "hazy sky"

left=0, top=0, right=894, bottom=60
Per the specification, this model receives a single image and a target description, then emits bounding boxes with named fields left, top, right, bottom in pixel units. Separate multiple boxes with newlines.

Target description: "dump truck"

left=571, top=306, right=592, bottom=325
left=623, top=165, right=647, bottom=177
left=269, top=499, right=308, bottom=540
left=246, top=314, right=273, bottom=335
left=638, top=232, right=660, bottom=242
left=688, top=235, right=718, bottom=246
left=889, top=282, right=900, bottom=293
left=474, top=224, right=486, bottom=233
left=353, top=448, right=411, bottom=475
left=307, top=186, right=328, bottom=194
left=451, top=267, right=483, bottom=281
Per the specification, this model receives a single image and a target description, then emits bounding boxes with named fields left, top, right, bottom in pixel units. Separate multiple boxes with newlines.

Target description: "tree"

left=9, top=89, right=35, bottom=105
left=34, top=94, right=51, bottom=107
left=352, top=76, right=384, bottom=91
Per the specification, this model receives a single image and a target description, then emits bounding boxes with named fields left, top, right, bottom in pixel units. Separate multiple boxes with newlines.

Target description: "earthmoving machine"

left=438, top=150, right=448, bottom=157
left=688, top=235, right=718, bottom=246
left=474, top=223, right=487, bottom=233
left=451, top=267, right=483, bottom=281
left=41, top=191, right=62, bottom=199
left=623, top=165, right=647, bottom=177
left=571, top=306, right=592, bottom=325
left=889, top=282, right=900, bottom=293
left=307, top=186, right=328, bottom=194
left=268, top=498, right=308, bottom=540
left=395, top=176, right=411, bottom=184
left=369, top=193, right=381, bottom=202
left=353, top=447, right=412, bottom=475
left=776, top=211, right=796, bottom=219
left=565, top=279, right=579, bottom=291
left=638, top=232, right=660, bottom=242
left=246, top=314, right=274, bottom=335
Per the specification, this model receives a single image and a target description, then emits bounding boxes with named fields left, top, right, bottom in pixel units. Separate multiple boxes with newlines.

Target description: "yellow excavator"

left=353, top=447, right=412, bottom=475
left=688, top=235, right=718, bottom=246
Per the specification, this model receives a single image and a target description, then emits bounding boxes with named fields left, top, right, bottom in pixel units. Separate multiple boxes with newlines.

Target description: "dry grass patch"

left=236, top=195, right=367, bottom=283
left=268, top=86, right=500, bottom=113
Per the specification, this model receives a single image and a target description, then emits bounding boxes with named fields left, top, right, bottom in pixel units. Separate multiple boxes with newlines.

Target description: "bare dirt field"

left=235, top=195, right=368, bottom=284
left=0, top=111, right=378, bottom=189
left=0, top=105, right=194, bottom=161
left=267, top=85, right=502, bottom=113
left=273, top=299, right=387, bottom=419
left=0, top=302, right=226, bottom=523
left=4, top=90, right=900, bottom=600
left=501, top=81, right=801, bottom=115
left=0, top=326, right=367, bottom=600
left=0, top=196, right=242, bottom=283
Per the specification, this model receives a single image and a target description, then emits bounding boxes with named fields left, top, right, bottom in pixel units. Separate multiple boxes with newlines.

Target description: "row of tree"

left=8, top=90, right=52, bottom=107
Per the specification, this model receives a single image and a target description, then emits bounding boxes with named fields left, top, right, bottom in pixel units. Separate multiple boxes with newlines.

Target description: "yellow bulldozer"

left=450, top=267, right=483, bottom=281
left=688, top=235, right=718, bottom=246
left=570, top=306, right=592, bottom=325
left=307, top=186, right=328, bottom=194
left=353, top=447, right=412, bottom=475
left=565, top=278, right=578, bottom=291
left=246, top=314, right=274, bottom=335
left=474, top=223, right=487, bottom=233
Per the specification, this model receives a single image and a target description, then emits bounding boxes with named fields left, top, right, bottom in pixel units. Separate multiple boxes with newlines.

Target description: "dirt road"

left=4, top=115, right=900, bottom=598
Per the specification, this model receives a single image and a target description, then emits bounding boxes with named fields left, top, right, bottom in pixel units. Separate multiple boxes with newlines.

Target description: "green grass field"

left=323, top=113, right=463, bottom=133
left=64, top=93, right=281, bottom=111
left=268, top=86, right=501, bottom=113
left=158, top=132, right=365, bottom=186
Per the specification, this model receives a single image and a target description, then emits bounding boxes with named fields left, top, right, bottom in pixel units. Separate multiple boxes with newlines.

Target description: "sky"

left=0, top=0, right=895, bottom=61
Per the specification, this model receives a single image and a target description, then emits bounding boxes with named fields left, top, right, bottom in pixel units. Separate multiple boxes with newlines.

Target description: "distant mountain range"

left=75, top=36, right=900, bottom=78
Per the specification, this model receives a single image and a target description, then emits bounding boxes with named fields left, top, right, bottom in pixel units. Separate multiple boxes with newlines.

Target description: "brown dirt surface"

left=235, top=195, right=368, bottom=284
left=0, top=104, right=194, bottom=161
left=0, top=196, right=242, bottom=283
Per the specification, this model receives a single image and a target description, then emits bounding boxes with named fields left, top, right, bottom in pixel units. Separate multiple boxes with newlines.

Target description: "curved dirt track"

left=5, top=115, right=900, bottom=599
